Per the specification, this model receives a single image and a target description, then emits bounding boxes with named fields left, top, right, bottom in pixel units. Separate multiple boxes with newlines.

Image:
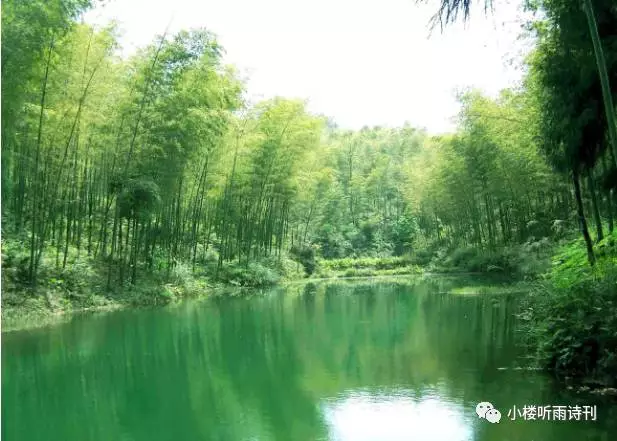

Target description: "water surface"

left=3, top=277, right=617, bottom=440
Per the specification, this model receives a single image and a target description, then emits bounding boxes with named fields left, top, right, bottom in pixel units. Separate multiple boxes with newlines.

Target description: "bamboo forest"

left=2, top=0, right=617, bottom=440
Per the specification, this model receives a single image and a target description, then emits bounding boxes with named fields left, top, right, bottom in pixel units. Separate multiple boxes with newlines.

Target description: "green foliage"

left=214, top=255, right=305, bottom=287
left=548, top=239, right=594, bottom=289
left=216, top=261, right=280, bottom=288
left=389, top=216, right=418, bottom=256
left=315, top=225, right=354, bottom=259
left=1, top=239, right=32, bottom=285
left=3, top=2, right=617, bottom=396
left=166, top=262, right=194, bottom=288
left=1, top=1, right=587, bottom=297
left=313, top=255, right=421, bottom=279
left=522, top=237, right=617, bottom=385
left=193, top=246, right=219, bottom=269
left=408, top=249, right=435, bottom=266
left=437, top=241, right=552, bottom=278
left=117, top=178, right=161, bottom=219
left=290, top=245, right=317, bottom=276
left=319, top=256, right=413, bottom=271
left=338, top=266, right=423, bottom=278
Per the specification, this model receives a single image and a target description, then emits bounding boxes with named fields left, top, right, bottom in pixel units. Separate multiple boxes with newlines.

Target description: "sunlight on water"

left=322, top=388, right=473, bottom=441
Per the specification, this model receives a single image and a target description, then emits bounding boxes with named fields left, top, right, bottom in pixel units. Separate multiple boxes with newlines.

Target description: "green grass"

left=520, top=231, right=617, bottom=387
left=318, top=255, right=414, bottom=271
left=314, top=255, right=422, bottom=279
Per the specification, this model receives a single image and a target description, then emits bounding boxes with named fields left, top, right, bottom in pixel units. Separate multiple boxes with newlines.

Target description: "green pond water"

left=3, top=277, right=617, bottom=441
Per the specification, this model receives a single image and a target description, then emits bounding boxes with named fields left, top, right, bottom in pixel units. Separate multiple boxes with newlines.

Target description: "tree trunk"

left=583, top=0, right=617, bottom=170
left=573, top=169, right=596, bottom=266
left=28, top=38, right=55, bottom=284
left=587, top=167, right=604, bottom=243
left=601, top=154, right=614, bottom=234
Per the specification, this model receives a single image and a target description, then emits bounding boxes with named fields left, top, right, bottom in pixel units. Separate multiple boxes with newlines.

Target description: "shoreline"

left=1, top=281, right=218, bottom=334
left=1, top=266, right=523, bottom=334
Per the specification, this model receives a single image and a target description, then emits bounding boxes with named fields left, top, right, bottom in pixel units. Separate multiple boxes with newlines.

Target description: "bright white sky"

left=84, top=0, right=532, bottom=134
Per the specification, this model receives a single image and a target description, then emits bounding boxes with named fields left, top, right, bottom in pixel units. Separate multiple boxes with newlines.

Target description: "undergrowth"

left=428, top=238, right=554, bottom=279
left=1, top=238, right=304, bottom=331
left=519, top=233, right=617, bottom=387
left=313, top=255, right=421, bottom=278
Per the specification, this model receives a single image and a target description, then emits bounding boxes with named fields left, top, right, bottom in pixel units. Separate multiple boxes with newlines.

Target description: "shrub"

left=445, top=247, right=481, bottom=269
left=168, top=262, right=194, bottom=287
left=520, top=238, right=617, bottom=386
left=409, top=249, right=434, bottom=266
left=193, top=245, right=219, bottom=269
left=438, top=242, right=551, bottom=278
left=315, top=225, right=353, bottom=258
left=216, top=261, right=280, bottom=287
left=261, top=254, right=305, bottom=280
left=1, top=239, right=33, bottom=284
left=313, top=256, right=420, bottom=278
left=319, top=256, right=412, bottom=271
left=290, top=245, right=317, bottom=276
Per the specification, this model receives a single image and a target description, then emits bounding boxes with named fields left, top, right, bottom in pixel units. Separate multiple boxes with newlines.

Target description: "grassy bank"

left=311, top=239, right=555, bottom=281
left=313, top=256, right=423, bottom=279
left=519, top=233, right=617, bottom=388
left=2, top=251, right=428, bottom=332
left=1, top=236, right=552, bottom=332
left=1, top=238, right=305, bottom=332
left=424, top=240, right=554, bottom=280
left=1, top=262, right=216, bottom=333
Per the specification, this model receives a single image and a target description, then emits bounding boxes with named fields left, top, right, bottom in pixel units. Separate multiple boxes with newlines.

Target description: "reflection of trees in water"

left=288, top=280, right=521, bottom=397
left=2, top=300, right=327, bottom=441
left=201, top=298, right=327, bottom=441
left=419, top=290, right=521, bottom=376
left=7, top=280, right=616, bottom=441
